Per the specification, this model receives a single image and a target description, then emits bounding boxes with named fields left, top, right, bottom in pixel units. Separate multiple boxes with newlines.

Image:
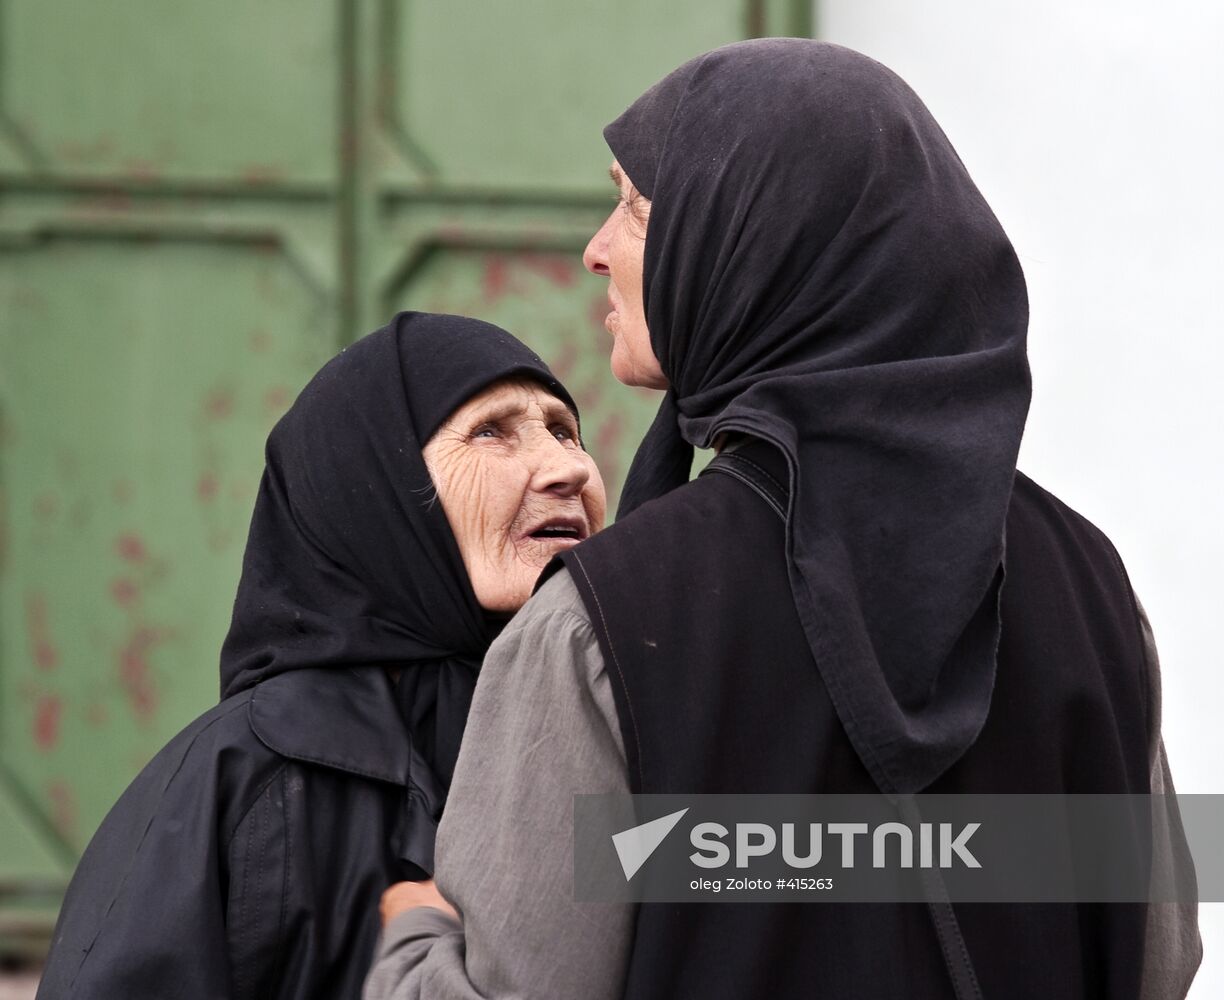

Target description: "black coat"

left=37, top=667, right=423, bottom=1000
left=36, top=315, right=578, bottom=999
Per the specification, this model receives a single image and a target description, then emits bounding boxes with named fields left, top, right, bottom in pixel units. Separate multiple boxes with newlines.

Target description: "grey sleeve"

left=1135, top=597, right=1203, bottom=1000
left=362, top=569, right=633, bottom=1000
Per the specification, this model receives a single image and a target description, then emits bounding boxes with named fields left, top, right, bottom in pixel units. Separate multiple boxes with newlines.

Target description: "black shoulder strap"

left=706, top=439, right=983, bottom=1000
left=701, top=444, right=788, bottom=522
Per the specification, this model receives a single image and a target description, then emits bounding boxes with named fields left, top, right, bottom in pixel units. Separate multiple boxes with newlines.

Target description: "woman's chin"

left=518, top=536, right=583, bottom=565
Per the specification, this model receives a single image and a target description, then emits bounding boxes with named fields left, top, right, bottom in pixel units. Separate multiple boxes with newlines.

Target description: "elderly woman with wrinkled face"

left=366, top=39, right=1199, bottom=1000
left=424, top=378, right=603, bottom=613
left=36, top=312, right=604, bottom=1000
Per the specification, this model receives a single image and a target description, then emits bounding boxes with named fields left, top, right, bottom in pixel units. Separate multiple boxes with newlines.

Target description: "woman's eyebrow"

left=462, top=402, right=520, bottom=425
left=609, top=164, right=624, bottom=189
left=458, top=398, right=576, bottom=429
left=541, top=402, right=579, bottom=424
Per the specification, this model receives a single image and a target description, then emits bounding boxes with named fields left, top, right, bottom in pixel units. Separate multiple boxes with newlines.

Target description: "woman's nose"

left=583, top=213, right=614, bottom=276
left=530, top=435, right=591, bottom=497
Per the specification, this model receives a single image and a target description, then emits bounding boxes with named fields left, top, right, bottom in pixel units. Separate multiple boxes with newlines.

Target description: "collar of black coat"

left=247, top=667, right=408, bottom=785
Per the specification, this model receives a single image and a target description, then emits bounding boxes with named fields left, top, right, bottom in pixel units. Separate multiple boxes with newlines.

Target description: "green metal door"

left=0, top=0, right=810, bottom=956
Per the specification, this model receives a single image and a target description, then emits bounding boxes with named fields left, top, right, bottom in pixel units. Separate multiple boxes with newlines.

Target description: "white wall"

left=817, top=1, right=1222, bottom=994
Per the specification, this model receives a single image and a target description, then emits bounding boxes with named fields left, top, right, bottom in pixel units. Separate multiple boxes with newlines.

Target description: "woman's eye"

left=552, top=424, right=579, bottom=443
left=469, top=423, right=500, bottom=440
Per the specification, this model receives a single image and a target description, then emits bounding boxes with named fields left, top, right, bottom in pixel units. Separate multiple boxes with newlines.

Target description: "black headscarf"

left=607, top=40, right=1031, bottom=795
left=220, top=310, right=577, bottom=801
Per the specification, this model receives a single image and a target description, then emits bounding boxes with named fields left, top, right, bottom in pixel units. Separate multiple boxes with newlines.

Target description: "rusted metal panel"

left=2, top=0, right=338, bottom=187
left=0, top=240, right=334, bottom=858
left=0, top=0, right=812, bottom=954
left=394, top=0, right=749, bottom=191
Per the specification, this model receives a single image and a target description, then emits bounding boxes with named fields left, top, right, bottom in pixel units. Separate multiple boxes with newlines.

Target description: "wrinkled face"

left=582, top=161, right=668, bottom=389
left=423, top=379, right=607, bottom=613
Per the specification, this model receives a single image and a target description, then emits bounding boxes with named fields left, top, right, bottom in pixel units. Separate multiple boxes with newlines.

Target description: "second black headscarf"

left=607, top=40, right=1031, bottom=795
left=220, top=311, right=577, bottom=835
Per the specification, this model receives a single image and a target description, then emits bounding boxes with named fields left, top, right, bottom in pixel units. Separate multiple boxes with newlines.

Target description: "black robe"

left=561, top=443, right=1162, bottom=999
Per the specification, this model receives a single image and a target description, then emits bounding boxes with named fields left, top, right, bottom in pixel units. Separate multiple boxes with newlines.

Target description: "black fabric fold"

left=247, top=668, right=410, bottom=784
left=604, top=40, right=1031, bottom=794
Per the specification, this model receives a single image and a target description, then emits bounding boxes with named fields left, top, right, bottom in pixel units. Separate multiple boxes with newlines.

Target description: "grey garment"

left=364, top=573, right=1200, bottom=1000
left=363, top=570, right=632, bottom=1000
left=1136, top=599, right=1204, bottom=1000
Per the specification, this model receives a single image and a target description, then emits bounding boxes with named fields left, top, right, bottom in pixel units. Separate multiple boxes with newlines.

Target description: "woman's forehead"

left=452, top=378, right=573, bottom=421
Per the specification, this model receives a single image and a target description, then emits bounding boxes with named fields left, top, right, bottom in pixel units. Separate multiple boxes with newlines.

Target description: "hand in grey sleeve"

left=1135, top=596, right=1203, bottom=1000
left=363, top=569, right=634, bottom=1000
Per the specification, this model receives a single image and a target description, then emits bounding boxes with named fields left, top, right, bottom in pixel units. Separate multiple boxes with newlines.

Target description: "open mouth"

left=525, top=518, right=587, bottom=542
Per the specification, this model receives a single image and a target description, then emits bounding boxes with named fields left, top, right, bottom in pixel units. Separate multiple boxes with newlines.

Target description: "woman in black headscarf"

left=365, top=40, right=1199, bottom=1000
left=36, top=311, right=605, bottom=1000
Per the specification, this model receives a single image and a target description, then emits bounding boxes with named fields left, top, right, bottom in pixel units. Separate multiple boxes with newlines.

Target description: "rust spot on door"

left=116, top=532, right=148, bottom=563
left=117, top=625, right=174, bottom=721
left=33, top=695, right=62, bottom=750
left=525, top=255, right=578, bottom=288
left=110, top=577, right=139, bottom=608
left=482, top=256, right=512, bottom=303
left=575, top=380, right=604, bottom=414
left=263, top=385, right=291, bottom=415
left=197, top=472, right=219, bottom=503
left=25, top=593, right=59, bottom=671
left=549, top=341, right=579, bottom=381
left=203, top=388, right=235, bottom=421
